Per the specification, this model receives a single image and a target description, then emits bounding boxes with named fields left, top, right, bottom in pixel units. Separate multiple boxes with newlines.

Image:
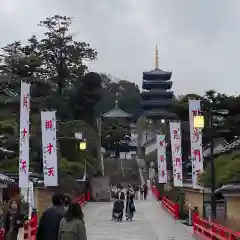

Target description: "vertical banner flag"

left=189, top=99, right=203, bottom=188
left=19, top=81, right=30, bottom=188
left=41, top=111, right=58, bottom=186
left=157, top=134, right=167, bottom=183
left=169, top=122, right=183, bottom=187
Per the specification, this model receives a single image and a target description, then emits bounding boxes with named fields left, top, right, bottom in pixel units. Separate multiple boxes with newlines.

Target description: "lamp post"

left=79, top=140, right=87, bottom=179
left=193, top=112, right=216, bottom=220
left=79, top=141, right=87, bottom=151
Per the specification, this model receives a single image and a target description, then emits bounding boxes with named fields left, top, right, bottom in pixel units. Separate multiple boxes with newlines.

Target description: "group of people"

left=112, top=183, right=146, bottom=221
left=36, top=193, right=87, bottom=240
left=1, top=184, right=148, bottom=239
left=0, top=193, right=85, bottom=240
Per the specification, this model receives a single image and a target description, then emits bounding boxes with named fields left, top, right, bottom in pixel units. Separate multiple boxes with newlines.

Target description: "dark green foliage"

left=199, top=150, right=240, bottom=187
left=0, top=15, right=100, bottom=176
left=96, top=74, right=141, bottom=119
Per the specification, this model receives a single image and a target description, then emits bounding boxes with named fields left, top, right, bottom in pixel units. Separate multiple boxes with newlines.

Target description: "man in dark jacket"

left=36, top=193, right=65, bottom=240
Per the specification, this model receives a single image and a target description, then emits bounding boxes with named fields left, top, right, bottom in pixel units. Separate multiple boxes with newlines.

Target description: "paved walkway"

left=83, top=192, right=195, bottom=240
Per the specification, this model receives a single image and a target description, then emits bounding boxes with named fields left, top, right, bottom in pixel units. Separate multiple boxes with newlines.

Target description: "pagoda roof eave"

left=101, top=100, right=131, bottom=118
left=101, top=108, right=131, bottom=118
left=143, top=68, right=172, bottom=77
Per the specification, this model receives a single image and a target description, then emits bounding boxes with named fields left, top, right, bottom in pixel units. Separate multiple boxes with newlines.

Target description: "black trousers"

left=144, top=192, right=147, bottom=200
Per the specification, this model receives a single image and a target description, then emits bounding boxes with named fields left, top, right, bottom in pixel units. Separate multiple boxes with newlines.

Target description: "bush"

left=199, top=150, right=240, bottom=187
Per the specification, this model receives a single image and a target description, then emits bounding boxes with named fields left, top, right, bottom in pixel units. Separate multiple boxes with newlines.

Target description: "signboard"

left=157, top=134, right=167, bottom=183
left=169, top=121, right=183, bottom=187
left=189, top=99, right=204, bottom=188
left=19, top=81, right=30, bottom=188
left=41, top=111, right=58, bottom=186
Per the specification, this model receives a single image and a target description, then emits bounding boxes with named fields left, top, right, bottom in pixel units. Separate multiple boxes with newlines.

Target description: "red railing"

left=151, top=186, right=240, bottom=238
left=193, top=211, right=240, bottom=240
left=75, top=191, right=91, bottom=206
left=0, top=191, right=90, bottom=240
left=151, top=186, right=179, bottom=219
left=162, top=196, right=179, bottom=219
left=151, top=185, right=161, bottom=200
left=0, top=218, right=38, bottom=240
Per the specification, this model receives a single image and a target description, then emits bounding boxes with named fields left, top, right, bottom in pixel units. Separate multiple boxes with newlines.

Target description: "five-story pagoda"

left=141, top=46, right=177, bottom=120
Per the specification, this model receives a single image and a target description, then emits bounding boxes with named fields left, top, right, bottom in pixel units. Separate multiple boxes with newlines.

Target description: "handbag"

left=17, top=227, right=24, bottom=240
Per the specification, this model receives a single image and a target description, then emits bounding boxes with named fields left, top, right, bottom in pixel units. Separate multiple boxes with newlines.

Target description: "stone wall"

left=184, top=189, right=204, bottom=217
left=226, top=196, right=240, bottom=231
left=91, top=176, right=110, bottom=201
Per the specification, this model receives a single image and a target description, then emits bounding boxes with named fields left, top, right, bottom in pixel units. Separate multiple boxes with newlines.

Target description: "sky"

left=0, top=0, right=240, bottom=95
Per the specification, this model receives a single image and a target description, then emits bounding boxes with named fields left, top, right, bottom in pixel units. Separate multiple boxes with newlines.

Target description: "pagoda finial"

left=155, top=44, right=159, bottom=69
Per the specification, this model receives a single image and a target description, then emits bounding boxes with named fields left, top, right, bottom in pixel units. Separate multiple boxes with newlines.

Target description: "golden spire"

left=155, top=44, right=159, bottom=69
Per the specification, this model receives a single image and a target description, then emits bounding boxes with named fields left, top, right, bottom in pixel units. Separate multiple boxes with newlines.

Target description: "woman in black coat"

left=5, top=200, right=24, bottom=240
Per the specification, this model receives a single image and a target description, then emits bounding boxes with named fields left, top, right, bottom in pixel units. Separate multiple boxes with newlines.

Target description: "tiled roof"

left=216, top=183, right=240, bottom=193
left=101, top=100, right=131, bottom=118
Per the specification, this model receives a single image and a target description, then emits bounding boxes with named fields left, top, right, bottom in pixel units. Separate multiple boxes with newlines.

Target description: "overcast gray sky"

left=0, top=0, right=239, bottom=95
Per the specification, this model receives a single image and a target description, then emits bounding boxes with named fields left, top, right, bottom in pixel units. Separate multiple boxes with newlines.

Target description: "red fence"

left=151, top=185, right=179, bottom=219
left=162, top=196, right=179, bottom=220
left=75, top=191, right=91, bottom=206
left=193, top=212, right=240, bottom=240
left=151, top=185, right=161, bottom=200
left=0, top=218, right=37, bottom=240
left=151, top=186, right=240, bottom=240
left=0, top=191, right=90, bottom=240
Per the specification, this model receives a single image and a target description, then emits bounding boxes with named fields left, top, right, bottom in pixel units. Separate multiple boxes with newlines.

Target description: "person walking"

left=58, top=202, right=87, bottom=240
left=140, top=185, right=144, bottom=200
left=119, top=189, right=125, bottom=221
left=143, top=183, right=148, bottom=200
left=4, top=200, right=24, bottom=240
left=37, top=193, right=65, bottom=240
left=125, top=192, right=135, bottom=220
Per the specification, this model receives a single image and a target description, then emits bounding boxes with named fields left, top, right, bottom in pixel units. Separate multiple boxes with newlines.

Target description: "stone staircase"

left=104, top=158, right=124, bottom=185
left=120, top=158, right=141, bottom=186
left=103, top=158, right=141, bottom=187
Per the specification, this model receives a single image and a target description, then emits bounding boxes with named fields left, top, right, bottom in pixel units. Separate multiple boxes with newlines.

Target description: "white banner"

left=169, top=122, right=183, bottom=187
left=19, top=81, right=30, bottom=188
left=41, top=111, right=58, bottom=186
left=189, top=99, right=203, bottom=188
left=157, top=134, right=167, bottom=183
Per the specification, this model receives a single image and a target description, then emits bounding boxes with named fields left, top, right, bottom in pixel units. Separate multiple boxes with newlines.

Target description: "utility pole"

left=137, top=117, right=144, bottom=159
left=209, top=112, right=216, bottom=219
left=97, top=117, right=104, bottom=176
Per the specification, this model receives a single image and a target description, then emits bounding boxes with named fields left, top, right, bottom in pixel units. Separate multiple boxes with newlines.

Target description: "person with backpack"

left=58, top=202, right=87, bottom=240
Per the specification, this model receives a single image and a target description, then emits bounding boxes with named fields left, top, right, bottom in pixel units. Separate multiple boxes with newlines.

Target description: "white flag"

left=41, top=111, right=58, bottom=186
left=169, top=122, right=183, bottom=187
left=19, top=81, right=30, bottom=188
left=189, top=99, right=203, bottom=188
left=157, top=134, right=167, bottom=183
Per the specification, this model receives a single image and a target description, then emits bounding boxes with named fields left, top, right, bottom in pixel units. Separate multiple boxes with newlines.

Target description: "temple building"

left=101, top=100, right=137, bottom=158
left=141, top=46, right=177, bottom=120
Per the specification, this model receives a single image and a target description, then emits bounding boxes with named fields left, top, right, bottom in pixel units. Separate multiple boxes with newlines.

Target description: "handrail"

left=151, top=186, right=161, bottom=200
left=151, top=186, right=240, bottom=238
left=162, top=196, right=179, bottom=220
left=0, top=218, right=38, bottom=240
left=193, top=211, right=240, bottom=240
left=0, top=191, right=90, bottom=240
left=151, top=186, right=179, bottom=219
